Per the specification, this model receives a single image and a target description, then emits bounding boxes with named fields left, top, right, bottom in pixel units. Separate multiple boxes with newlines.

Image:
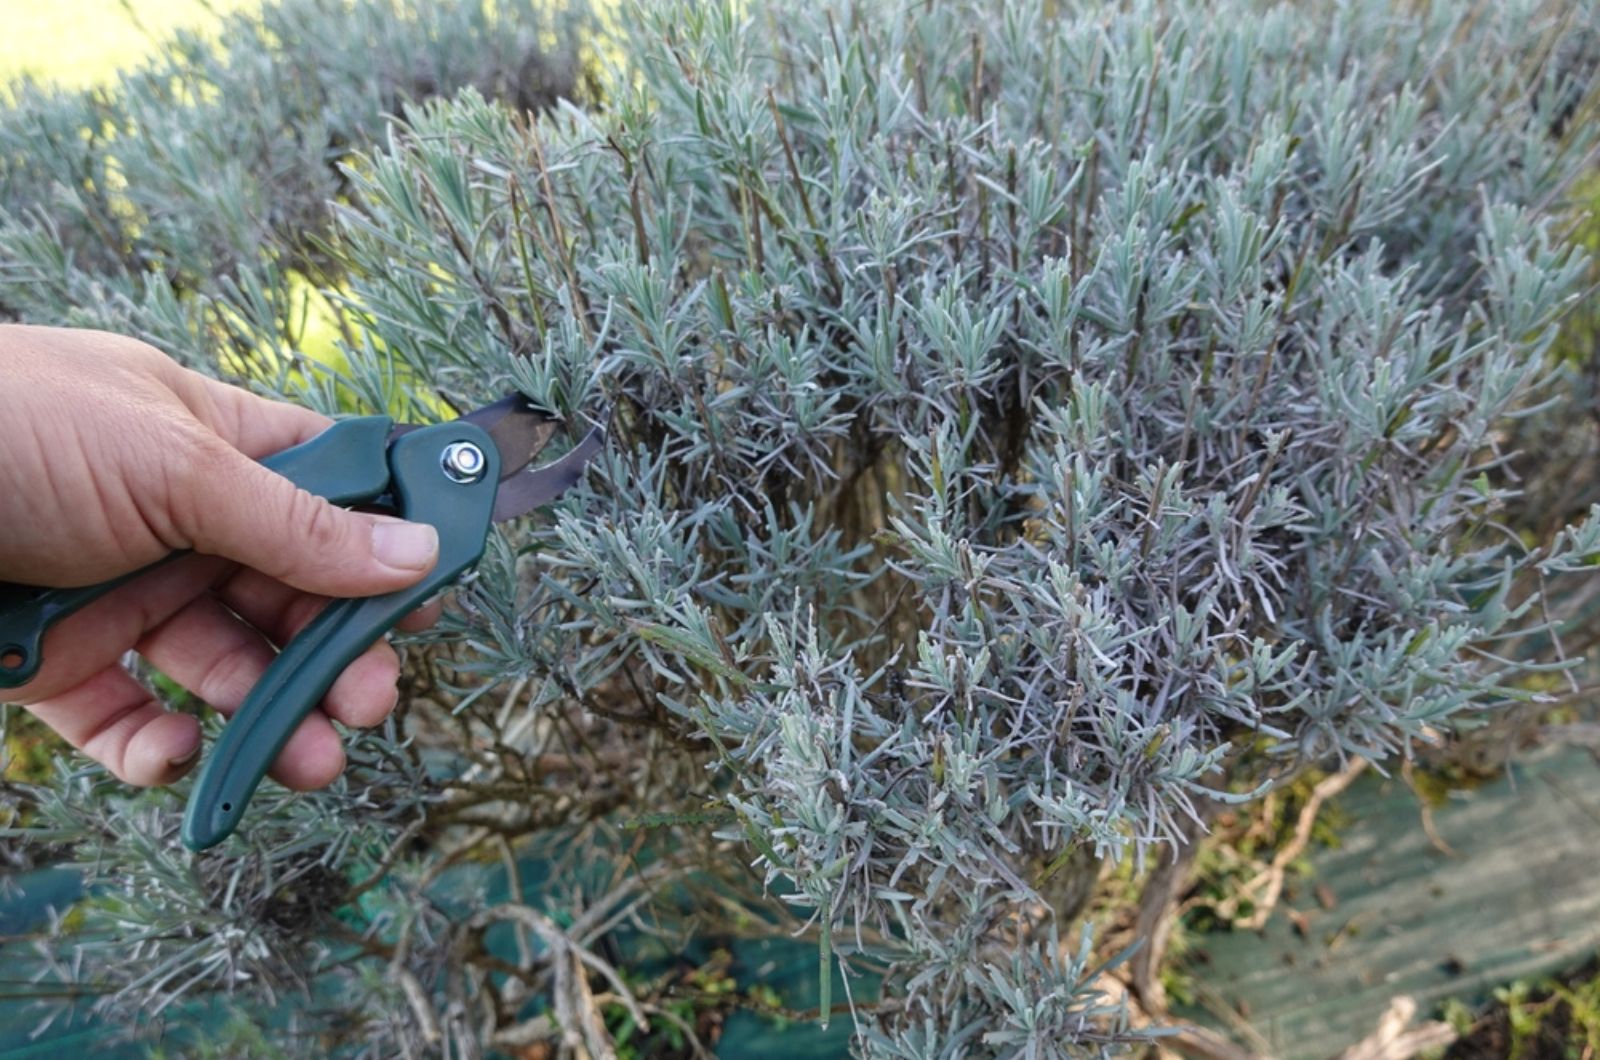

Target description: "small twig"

left=765, top=86, right=844, bottom=299
left=1334, top=995, right=1458, bottom=1060
left=639, top=1000, right=715, bottom=1060
left=1099, top=972, right=1270, bottom=1060
left=1130, top=807, right=1210, bottom=1008
left=396, top=967, right=442, bottom=1046
left=498, top=834, right=534, bottom=969
left=342, top=816, right=428, bottom=903
left=1400, top=759, right=1458, bottom=858
left=1537, top=722, right=1600, bottom=748
left=467, top=900, right=650, bottom=1049
left=490, top=1014, right=555, bottom=1051
left=1231, top=758, right=1368, bottom=931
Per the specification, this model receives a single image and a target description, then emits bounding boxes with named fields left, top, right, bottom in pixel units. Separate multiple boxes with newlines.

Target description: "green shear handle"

left=183, top=422, right=501, bottom=850
left=0, top=416, right=395, bottom=691
left=0, top=417, right=502, bottom=852
left=0, top=391, right=599, bottom=852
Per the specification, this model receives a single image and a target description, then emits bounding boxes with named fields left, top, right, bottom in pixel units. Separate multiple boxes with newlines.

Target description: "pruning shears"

left=0, top=396, right=604, bottom=852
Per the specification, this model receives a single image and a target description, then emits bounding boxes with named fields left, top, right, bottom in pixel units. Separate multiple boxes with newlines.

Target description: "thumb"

left=170, top=439, right=439, bottom=598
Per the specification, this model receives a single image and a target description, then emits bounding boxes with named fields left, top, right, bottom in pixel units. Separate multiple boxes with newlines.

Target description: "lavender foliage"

left=2, top=0, right=1598, bottom=1055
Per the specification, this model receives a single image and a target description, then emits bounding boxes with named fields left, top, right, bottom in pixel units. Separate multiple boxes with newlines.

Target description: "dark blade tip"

left=490, top=421, right=607, bottom=523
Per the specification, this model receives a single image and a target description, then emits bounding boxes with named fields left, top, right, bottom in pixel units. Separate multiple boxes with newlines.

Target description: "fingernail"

left=372, top=520, right=439, bottom=572
left=168, top=744, right=201, bottom=769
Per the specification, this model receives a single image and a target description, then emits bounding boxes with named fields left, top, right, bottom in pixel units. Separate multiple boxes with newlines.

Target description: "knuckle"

left=177, top=433, right=229, bottom=483
left=286, top=487, right=354, bottom=555
left=194, top=646, right=256, bottom=710
left=158, top=432, right=232, bottom=546
left=77, top=703, right=149, bottom=784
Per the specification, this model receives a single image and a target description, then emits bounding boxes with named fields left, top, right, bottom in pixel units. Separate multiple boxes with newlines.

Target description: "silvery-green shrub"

left=0, top=0, right=587, bottom=337
left=3, top=0, right=1598, bottom=1055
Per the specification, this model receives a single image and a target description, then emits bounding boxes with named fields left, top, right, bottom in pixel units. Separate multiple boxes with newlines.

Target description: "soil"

left=1445, top=959, right=1600, bottom=1060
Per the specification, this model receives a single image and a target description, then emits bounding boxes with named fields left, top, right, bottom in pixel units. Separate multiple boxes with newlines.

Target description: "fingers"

left=16, top=556, right=440, bottom=791
left=153, top=363, right=442, bottom=599
left=7, top=555, right=236, bottom=704
left=134, top=595, right=347, bottom=789
left=164, top=436, right=440, bottom=600
left=22, top=575, right=430, bottom=791
left=218, top=565, right=442, bottom=639
left=398, top=596, right=445, bottom=633
left=24, top=667, right=202, bottom=788
left=215, top=567, right=440, bottom=728
left=14, top=554, right=229, bottom=788
left=127, top=570, right=440, bottom=787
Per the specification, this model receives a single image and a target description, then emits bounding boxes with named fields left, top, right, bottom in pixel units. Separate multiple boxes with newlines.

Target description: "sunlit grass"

left=0, top=0, right=253, bottom=87
left=0, top=0, right=595, bottom=417
left=0, top=0, right=357, bottom=386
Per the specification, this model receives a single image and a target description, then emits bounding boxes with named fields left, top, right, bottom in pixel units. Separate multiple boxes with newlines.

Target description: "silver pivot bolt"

left=441, top=441, right=487, bottom=483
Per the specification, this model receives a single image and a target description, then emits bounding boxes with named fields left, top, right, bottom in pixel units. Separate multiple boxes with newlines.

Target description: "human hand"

left=0, top=325, right=442, bottom=789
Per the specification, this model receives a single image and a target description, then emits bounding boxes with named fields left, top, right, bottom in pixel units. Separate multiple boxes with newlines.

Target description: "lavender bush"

left=3, top=0, right=1599, bottom=1055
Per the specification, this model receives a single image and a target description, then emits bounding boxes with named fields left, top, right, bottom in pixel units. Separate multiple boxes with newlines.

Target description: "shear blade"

left=491, top=423, right=606, bottom=523
left=390, top=394, right=600, bottom=519
left=463, top=394, right=562, bottom=480
left=391, top=395, right=559, bottom=476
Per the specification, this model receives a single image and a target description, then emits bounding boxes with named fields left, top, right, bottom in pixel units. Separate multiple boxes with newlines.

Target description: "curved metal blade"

left=463, top=394, right=561, bottom=481
left=491, top=423, right=606, bottom=523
